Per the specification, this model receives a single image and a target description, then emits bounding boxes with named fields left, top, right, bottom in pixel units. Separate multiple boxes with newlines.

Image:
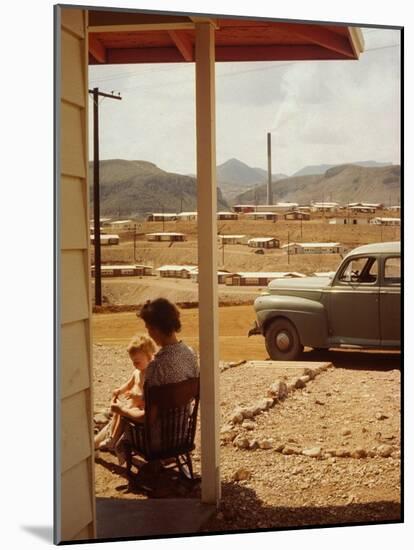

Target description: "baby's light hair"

left=127, top=334, right=156, bottom=359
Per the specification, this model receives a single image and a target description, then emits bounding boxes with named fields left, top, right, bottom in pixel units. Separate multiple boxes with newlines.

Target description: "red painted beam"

left=282, top=23, right=354, bottom=58
left=89, top=34, right=107, bottom=63
left=89, top=44, right=354, bottom=65
left=168, top=30, right=194, bottom=61
left=215, top=44, right=351, bottom=61
left=106, top=47, right=185, bottom=64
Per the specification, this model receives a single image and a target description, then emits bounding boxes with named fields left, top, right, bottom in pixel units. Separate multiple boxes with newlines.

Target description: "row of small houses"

left=90, top=263, right=306, bottom=285
left=94, top=206, right=400, bottom=231
left=147, top=211, right=311, bottom=221
left=329, top=216, right=401, bottom=226
left=156, top=265, right=306, bottom=285
left=90, top=232, right=355, bottom=252
left=233, top=202, right=400, bottom=214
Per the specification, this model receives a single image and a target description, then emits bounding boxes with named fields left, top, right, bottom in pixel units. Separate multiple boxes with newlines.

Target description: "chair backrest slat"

left=142, top=377, right=200, bottom=456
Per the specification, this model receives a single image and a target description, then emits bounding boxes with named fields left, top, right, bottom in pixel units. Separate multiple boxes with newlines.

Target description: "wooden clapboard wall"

left=57, top=7, right=96, bottom=542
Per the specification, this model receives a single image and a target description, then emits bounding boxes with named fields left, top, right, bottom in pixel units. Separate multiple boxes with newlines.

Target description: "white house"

left=225, top=271, right=305, bottom=286
left=91, top=264, right=153, bottom=277
left=90, top=234, right=119, bottom=245
left=232, top=204, right=256, bottom=213
left=177, top=212, right=198, bottom=221
left=247, top=237, right=280, bottom=248
left=329, top=217, right=370, bottom=225
left=106, top=219, right=136, bottom=231
left=189, top=268, right=232, bottom=284
left=282, top=242, right=346, bottom=254
left=348, top=202, right=383, bottom=210
left=218, top=234, right=246, bottom=245
left=156, top=265, right=197, bottom=278
left=146, top=232, right=186, bottom=242
left=369, top=217, right=400, bottom=226
left=244, top=211, right=279, bottom=221
left=251, top=203, right=299, bottom=213
left=147, top=213, right=178, bottom=221
left=217, top=211, right=238, bottom=220
left=311, top=202, right=340, bottom=213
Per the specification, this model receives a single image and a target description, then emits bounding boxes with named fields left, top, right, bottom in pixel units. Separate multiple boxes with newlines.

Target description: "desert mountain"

left=217, top=158, right=287, bottom=202
left=235, top=163, right=401, bottom=206
left=89, top=159, right=229, bottom=218
left=292, top=160, right=392, bottom=178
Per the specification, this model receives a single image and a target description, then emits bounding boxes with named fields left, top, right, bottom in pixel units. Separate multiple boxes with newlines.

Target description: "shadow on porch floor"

left=96, top=497, right=215, bottom=540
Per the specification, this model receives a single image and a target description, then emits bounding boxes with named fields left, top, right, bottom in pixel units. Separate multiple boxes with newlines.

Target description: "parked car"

left=248, top=241, right=401, bottom=360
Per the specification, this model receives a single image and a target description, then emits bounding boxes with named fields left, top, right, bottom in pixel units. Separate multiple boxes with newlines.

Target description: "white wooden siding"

left=58, top=7, right=96, bottom=542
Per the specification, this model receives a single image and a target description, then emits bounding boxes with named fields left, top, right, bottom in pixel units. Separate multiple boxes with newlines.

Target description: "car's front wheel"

left=265, top=318, right=304, bottom=361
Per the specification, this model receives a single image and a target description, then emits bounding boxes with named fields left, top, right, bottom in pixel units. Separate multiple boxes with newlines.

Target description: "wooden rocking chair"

left=122, top=377, right=200, bottom=481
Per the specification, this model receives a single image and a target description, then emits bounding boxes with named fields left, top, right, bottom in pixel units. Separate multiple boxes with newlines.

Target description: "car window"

left=383, top=257, right=400, bottom=286
left=338, top=256, right=378, bottom=284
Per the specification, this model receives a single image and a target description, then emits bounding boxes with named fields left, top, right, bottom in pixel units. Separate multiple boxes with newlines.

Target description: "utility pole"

left=89, top=87, right=122, bottom=306
left=133, top=223, right=137, bottom=262
left=287, top=231, right=290, bottom=265
left=161, top=204, right=165, bottom=233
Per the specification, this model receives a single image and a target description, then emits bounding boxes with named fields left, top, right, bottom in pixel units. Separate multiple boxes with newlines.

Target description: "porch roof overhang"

left=88, top=11, right=364, bottom=65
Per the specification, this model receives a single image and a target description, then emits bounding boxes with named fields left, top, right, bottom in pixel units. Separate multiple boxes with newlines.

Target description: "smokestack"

left=267, top=132, right=273, bottom=205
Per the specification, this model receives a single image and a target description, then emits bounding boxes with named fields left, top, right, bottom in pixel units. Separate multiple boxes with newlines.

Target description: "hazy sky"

left=88, top=27, right=401, bottom=177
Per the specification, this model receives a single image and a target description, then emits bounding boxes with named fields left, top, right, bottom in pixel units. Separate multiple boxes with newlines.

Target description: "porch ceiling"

left=88, top=10, right=364, bottom=65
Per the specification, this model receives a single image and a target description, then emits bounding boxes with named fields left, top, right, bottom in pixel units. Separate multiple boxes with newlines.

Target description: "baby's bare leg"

left=110, top=413, right=126, bottom=442
left=94, top=417, right=114, bottom=448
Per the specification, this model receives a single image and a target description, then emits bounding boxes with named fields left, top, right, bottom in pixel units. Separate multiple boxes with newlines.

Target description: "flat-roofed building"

left=189, top=269, right=232, bottom=284
left=348, top=202, right=383, bottom=210
left=156, top=265, right=197, bottom=278
left=282, top=242, right=346, bottom=254
left=176, top=212, right=198, bottom=221
left=90, top=233, right=119, bottom=245
left=225, top=271, right=305, bottom=286
left=147, top=213, right=178, bottom=222
left=311, top=202, right=340, bottom=213
left=146, top=232, right=186, bottom=242
left=106, top=219, right=136, bottom=231
left=244, top=211, right=279, bottom=221
left=242, top=203, right=299, bottom=213
left=232, top=204, right=256, bottom=213
left=247, top=237, right=280, bottom=248
left=91, top=264, right=153, bottom=277
left=329, top=217, right=370, bottom=225
left=217, top=211, right=238, bottom=220
left=284, top=211, right=311, bottom=220
left=369, top=217, right=400, bottom=226
left=387, top=206, right=401, bottom=212
left=218, top=234, right=246, bottom=245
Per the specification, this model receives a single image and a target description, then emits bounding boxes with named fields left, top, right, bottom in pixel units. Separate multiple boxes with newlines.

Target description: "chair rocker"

left=123, top=377, right=200, bottom=481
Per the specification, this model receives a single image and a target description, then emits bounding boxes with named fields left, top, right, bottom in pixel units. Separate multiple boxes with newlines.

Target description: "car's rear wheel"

left=265, top=318, right=304, bottom=361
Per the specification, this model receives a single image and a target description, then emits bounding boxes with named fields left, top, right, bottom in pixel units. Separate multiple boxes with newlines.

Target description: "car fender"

left=254, top=295, right=329, bottom=348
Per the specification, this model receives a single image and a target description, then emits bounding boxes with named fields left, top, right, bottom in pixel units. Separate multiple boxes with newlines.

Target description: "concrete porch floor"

left=96, top=497, right=216, bottom=540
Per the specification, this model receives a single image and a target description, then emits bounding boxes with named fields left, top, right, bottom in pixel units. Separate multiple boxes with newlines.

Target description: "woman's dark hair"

left=138, top=298, right=181, bottom=335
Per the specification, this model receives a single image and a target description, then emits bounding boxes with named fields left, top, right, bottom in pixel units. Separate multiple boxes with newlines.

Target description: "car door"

left=328, top=255, right=380, bottom=346
left=380, top=255, right=401, bottom=346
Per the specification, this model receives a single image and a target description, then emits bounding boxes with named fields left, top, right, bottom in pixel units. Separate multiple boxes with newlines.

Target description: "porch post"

left=195, top=21, right=221, bottom=505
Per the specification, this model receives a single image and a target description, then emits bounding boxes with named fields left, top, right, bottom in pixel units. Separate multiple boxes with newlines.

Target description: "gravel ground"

left=93, top=344, right=401, bottom=532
